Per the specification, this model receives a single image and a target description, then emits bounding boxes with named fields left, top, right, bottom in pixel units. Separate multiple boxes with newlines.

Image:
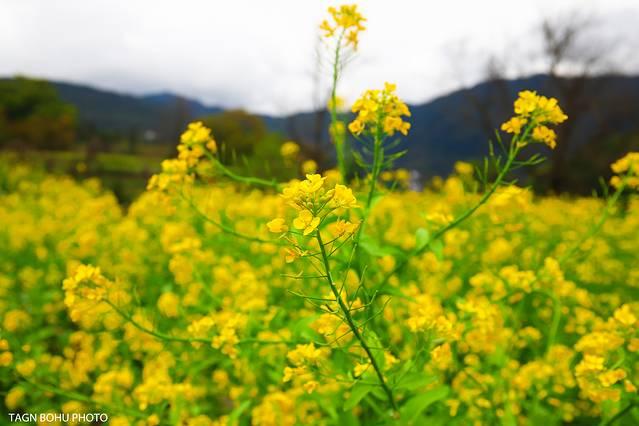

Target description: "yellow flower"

left=280, top=141, right=300, bottom=159
left=328, top=184, right=358, bottom=209
left=348, top=83, right=410, bottom=136
left=16, top=359, right=36, bottom=377
left=177, top=122, right=216, bottom=167
left=575, top=354, right=605, bottom=377
left=610, top=152, right=639, bottom=189
left=501, top=116, right=527, bottom=134
left=322, top=5, right=366, bottom=50
left=293, top=210, right=320, bottom=236
left=349, top=83, right=411, bottom=137
left=384, top=352, right=399, bottom=369
left=287, top=343, right=324, bottom=366
left=5, top=387, right=25, bottom=410
left=613, top=304, right=637, bottom=327
left=598, top=369, right=626, bottom=387
left=331, top=219, right=358, bottom=237
left=353, top=362, right=370, bottom=377
left=503, top=91, right=567, bottom=149
left=536, top=95, right=568, bottom=124
left=320, top=20, right=335, bottom=38
left=454, top=161, right=474, bottom=175
left=348, top=119, right=364, bottom=135
left=180, top=121, right=211, bottom=144
left=3, top=309, right=31, bottom=332
left=304, top=380, right=319, bottom=394
left=157, top=292, right=180, bottom=318
left=611, top=152, right=639, bottom=174
left=301, top=159, right=318, bottom=175
left=514, top=90, right=539, bottom=116
left=532, top=125, right=557, bottom=149
left=299, top=174, right=325, bottom=194
left=267, top=218, right=288, bottom=233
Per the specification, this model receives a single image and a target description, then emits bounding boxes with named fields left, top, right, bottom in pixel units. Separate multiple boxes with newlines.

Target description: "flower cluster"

left=348, top=82, right=411, bottom=137
left=610, top=151, right=639, bottom=189
left=62, top=264, right=113, bottom=322
left=282, top=343, right=328, bottom=394
left=268, top=174, right=358, bottom=240
left=320, top=4, right=366, bottom=49
left=147, top=122, right=217, bottom=191
left=2, top=151, right=639, bottom=424
left=573, top=304, right=637, bottom=403
left=0, top=339, right=12, bottom=367
left=501, top=90, right=568, bottom=149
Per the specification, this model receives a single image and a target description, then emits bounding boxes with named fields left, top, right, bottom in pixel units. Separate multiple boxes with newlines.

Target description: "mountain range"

left=50, top=74, right=639, bottom=185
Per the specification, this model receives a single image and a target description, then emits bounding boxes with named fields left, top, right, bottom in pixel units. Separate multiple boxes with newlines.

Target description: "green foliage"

left=0, top=77, right=77, bottom=149
left=201, top=110, right=268, bottom=162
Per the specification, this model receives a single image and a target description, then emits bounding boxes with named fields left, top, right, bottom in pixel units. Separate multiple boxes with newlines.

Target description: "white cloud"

left=1, top=0, right=637, bottom=115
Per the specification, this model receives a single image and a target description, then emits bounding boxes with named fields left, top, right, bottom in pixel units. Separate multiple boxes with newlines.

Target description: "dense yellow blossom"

left=349, top=82, right=411, bottom=137
left=320, top=4, right=366, bottom=49
left=501, top=90, right=567, bottom=149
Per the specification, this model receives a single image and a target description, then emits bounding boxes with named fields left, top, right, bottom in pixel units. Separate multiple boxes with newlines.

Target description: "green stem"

left=365, top=130, right=384, bottom=211
left=213, top=158, right=281, bottom=190
left=558, top=181, right=626, bottom=264
left=600, top=402, right=636, bottom=426
left=105, top=300, right=296, bottom=347
left=330, top=31, right=346, bottom=182
left=543, top=291, right=561, bottom=351
left=179, top=191, right=285, bottom=246
left=316, top=231, right=398, bottom=413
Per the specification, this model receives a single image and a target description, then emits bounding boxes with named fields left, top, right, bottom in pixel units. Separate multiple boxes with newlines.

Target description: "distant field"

left=3, top=149, right=165, bottom=203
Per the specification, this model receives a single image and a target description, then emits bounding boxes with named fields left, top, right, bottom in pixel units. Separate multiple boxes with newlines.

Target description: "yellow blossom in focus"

left=349, top=83, right=411, bottom=137
left=532, top=125, right=557, bottom=149
left=293, top=210, right=320, bottom=236
left=321, top=5, right=366, bottom=50
left=501, top=117, right=527, bottom=135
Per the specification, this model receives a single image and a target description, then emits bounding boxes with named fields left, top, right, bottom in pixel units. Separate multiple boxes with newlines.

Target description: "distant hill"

left=51, top=82, right=221, bottom=137
left=280, top=74, right=639, bottom=181
left=34, top=75, right=639, bottom=189
left=140, top=92, right=222, bottom=119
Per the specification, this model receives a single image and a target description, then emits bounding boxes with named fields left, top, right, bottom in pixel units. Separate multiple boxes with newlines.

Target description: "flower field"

left=2, top=4, right=639, bottom=426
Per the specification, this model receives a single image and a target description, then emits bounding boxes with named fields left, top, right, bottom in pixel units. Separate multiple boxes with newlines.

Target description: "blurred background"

left=1, top=0, right=638, bottom=203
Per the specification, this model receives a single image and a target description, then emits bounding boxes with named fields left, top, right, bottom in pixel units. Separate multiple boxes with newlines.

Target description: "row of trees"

left=0, top=77, right=77, bottom=150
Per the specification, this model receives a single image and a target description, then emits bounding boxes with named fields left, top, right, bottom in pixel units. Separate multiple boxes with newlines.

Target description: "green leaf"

left=378, top=285, right=408, bottom=299
left=344, top=382, right=375, bottom=411
left=400, top=386, right=449, bottom=424
left=291, top=315, right=319, bottom=340
left=359, top=235, right=402, bottom=258
left=429, top=239, right=444, bottom=260
left=394, top=372, right=437, bottom=391
left=228, top=400, right=251, bottom=425
left=414, top=228, right=430, bottom=252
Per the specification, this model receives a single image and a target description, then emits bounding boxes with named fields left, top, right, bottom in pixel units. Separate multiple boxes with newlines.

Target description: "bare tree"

left=448, top=10, right=630, bottom=193
left=537, top=13, right=616, bottom=192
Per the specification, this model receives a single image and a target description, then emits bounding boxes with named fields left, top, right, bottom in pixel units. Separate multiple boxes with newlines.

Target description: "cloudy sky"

left=1, top=0, right=638, bottom=115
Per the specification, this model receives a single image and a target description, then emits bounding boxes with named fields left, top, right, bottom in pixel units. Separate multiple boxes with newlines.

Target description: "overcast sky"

left=1, top=0, right=638, bottom=115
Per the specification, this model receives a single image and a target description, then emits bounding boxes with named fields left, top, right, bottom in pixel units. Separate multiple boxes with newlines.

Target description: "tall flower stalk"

left=320, top=5, right=366, bottom=182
